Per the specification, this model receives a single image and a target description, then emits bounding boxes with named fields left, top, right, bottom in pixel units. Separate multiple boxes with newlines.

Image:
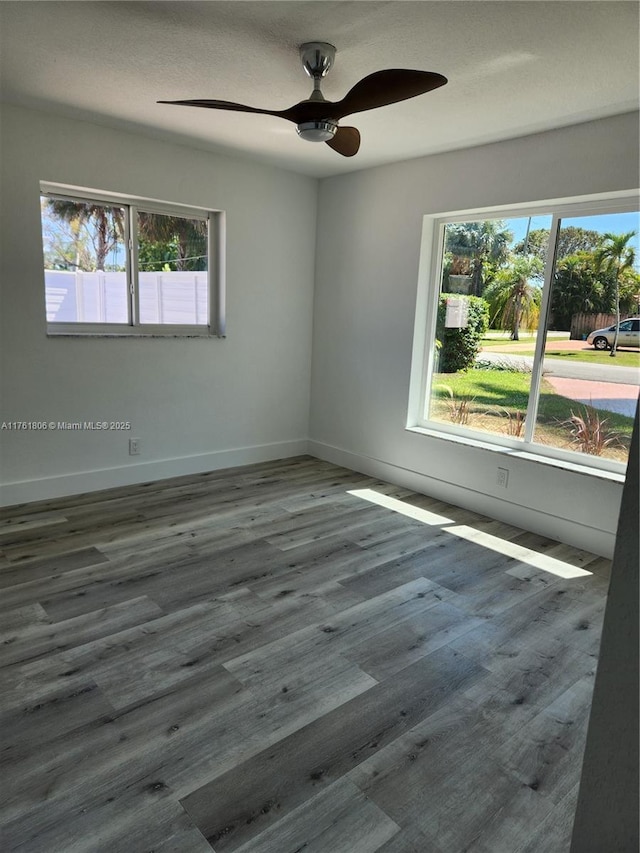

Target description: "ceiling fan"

left=158, top=42, right=447, bottom=157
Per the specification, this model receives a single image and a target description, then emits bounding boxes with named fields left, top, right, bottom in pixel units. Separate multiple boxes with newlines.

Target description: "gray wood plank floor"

left=0, top=456, right=609, bottom=852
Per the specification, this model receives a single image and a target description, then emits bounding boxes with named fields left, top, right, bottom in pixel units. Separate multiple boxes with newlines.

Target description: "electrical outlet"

left=129, top=438, right=140, bottom=456
left=496, top=467, right=509, bottom=488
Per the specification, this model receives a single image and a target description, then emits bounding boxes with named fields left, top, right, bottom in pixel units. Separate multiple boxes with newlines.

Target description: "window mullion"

left=210, top=211, right=226, bottom=337
left=128, top=206, right=140, bottom=326
left=523, top=213, right=561, bottom=444
left=421, top=222, right=447, bottom=422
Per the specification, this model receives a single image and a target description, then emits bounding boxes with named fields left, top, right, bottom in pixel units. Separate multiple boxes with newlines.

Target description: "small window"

left=409, top=195, right=640, bottom=474
left=40, top=185, right=225, bottom=336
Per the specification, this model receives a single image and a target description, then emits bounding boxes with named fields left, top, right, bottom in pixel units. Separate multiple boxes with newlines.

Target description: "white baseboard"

left=1, top=436, right=617, bottom=559
left=308, top=439, right=616, bottom=558
left=1, top=439, right=309, bottom=507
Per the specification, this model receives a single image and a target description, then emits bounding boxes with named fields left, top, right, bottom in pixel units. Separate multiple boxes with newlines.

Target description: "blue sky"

left=505, top=210, right=640, bottom=269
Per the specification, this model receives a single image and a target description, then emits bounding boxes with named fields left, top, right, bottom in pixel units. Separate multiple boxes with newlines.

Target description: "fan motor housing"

left=296, top=120, right=338, bottom=142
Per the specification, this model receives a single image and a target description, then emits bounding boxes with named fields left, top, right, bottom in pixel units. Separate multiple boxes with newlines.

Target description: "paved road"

left=477, top=350, right=640, bottom=386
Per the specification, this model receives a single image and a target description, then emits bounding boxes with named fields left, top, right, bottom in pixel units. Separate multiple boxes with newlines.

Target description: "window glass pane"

left=534, top=212, right=640, bottom=464
left=41, top=196, right=128, bottom=323
left=427, top=215, right=551, bottom=439
left=137, top=211, right=208, bottom=325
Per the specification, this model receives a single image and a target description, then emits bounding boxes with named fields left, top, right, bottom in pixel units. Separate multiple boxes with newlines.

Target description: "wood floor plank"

left=2, top=777, right=213, bottom=853
left=418, top=756, right=556, bottom=852
left=0, top=512, right=148, bottom=561
left=0, top=457, right=608, bottom=852
left=350, top=689, right=560, bottom=850
left=375, top=824, right=444, bottom=853
left=492, top=675, right=594, bottom=804
left=246, top=538, right=377, bottom=600
left=55, top=599, right=257, bottom=709
left=1, top=677, right=115, bottom=763
left=514, top=784, right=579, bottom=853
left=0, top=512, right=68, bottom=535
left=0, top=602, right=48, bottom=632
left=0, top=546, right=110, bottom=589
left=3, top=632, right=372, bottom=823
left=343, top=600, right=485, bottom=680
left=0, top=595, right=164, bottom=668
left=0, top=665, right=246, bottom=832
left=337, top=517, right=535, bottom=602
left=447, top=582, right=606, bottom=675
left=337, top=544, right=453, bottom=599
left=181, top=647, right=485, bottom=851
left=349, top=664, right=595, bottom=837
left=223, top=577, right=455, bottom=687
left=231, top=778, right=400, bottom=853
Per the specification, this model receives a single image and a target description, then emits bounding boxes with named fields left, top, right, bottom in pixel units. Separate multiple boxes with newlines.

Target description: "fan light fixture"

left=296, top=120, right=338, bottom=142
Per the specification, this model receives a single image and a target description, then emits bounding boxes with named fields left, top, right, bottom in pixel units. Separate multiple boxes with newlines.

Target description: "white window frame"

left=407, top=189, right=639, bottom=477
left=41, top=182, right=226, bottom=337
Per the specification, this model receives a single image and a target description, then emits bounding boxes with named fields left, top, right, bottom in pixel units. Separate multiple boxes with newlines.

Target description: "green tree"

left=137, top=214, right=207, bottom=272
left=137, top=235, right=181, bottom=272
left=46, top=199, right=125, bottom=271
left=595, top=231, right=637, bottom=356
left=483, top=256, right=544, bottom=340
left=550, top=252, right=605, bottom=330
left=514, top=226, right=604, bottom=263
left=549, top=249, right=640, bottom=331
left=445, top=220, right=512, bottom=296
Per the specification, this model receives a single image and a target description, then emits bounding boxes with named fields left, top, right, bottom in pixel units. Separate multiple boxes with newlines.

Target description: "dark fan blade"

left=329, top=69, right=447, bottom=119
left=326, top=126, right=361, bottom=157
left=157, top=99, right=289, bottom=119
left=158, top=68, right=446, bottom=138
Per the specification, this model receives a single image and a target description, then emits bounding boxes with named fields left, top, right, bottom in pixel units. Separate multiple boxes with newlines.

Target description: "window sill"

left=46, top=328, right=224, bottom=339
left=406, top=425, right=626, bottom=484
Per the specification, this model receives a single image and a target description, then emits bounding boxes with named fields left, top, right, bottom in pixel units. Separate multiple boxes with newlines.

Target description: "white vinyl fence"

left=45, top=270, right=208, bottom=325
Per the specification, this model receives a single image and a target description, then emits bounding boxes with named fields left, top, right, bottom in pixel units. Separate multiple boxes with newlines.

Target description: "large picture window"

left=409, top=194, right=640, bottom=473
left=40, top=184, right=225, bottom=336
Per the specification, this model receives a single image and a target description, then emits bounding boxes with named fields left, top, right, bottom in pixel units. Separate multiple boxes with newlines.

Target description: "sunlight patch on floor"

left=347, top=489, right=454, bottom=526
left=348, top=488, right=593, bottom=580
left=441, top=525, right=592, bottom=579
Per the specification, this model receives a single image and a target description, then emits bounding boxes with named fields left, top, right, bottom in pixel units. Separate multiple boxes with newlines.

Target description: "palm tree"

left=550, top=253, right=605, bottom=330
left=445, top=220, right=512, bottom=296
left=47, top=199, right=125, bottom=271
left=137, top=213, right=207, bottom=272
left=483, top=256, right=544, bottom=340
left=596, top=231, right=637, bottom=356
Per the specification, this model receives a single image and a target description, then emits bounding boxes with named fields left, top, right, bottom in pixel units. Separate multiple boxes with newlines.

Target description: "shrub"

left=436, top=295, right=489, bottom=373
left=500, top=408, right=526, bottom=437
left=562, top=407, right=620, bottom=456
left=474, top=356, right=532, bottom=373
left=436, top=385, right=475, bottom=425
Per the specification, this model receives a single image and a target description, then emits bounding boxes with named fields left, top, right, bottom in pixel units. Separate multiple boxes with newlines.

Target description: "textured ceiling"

left=1, top=1, right=638, bottom=178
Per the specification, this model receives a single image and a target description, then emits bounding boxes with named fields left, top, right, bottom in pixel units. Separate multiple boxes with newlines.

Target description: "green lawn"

left=479, top=337, right=537, bottom=349
left=480, top=332, right=569, bottom=348
left=431, top=369, right=635, bottom=460
left=537, top=349, right=639, bottom=368
left=481, top=347, right=640, bottom=368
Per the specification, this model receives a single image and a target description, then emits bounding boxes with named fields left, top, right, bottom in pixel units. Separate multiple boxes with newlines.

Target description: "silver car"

left=587, top=318, right=640, bottom=350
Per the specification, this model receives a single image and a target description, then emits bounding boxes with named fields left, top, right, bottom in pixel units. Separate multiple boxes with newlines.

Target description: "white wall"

left=2, top=104, right=637, bottom=557
left=0, top=104, right=317, bottom=504
left=309, top=113, right=640, bottom=557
